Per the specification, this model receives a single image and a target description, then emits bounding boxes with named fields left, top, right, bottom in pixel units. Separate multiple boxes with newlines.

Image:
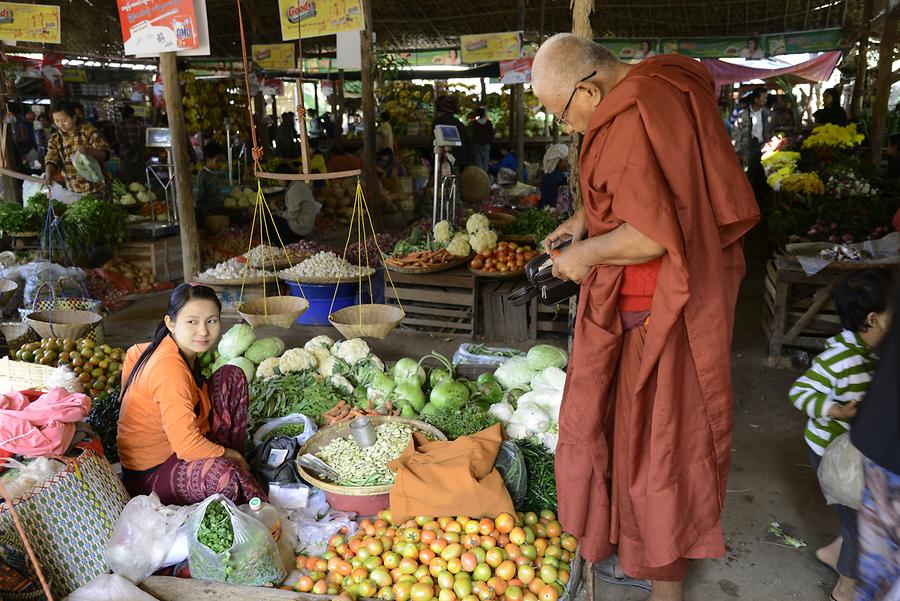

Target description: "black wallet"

left=507, top=241, right=580, bottom=307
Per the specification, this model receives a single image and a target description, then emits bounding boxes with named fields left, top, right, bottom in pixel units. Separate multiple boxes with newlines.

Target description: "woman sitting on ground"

left=117, top=283, right=264, bottom=505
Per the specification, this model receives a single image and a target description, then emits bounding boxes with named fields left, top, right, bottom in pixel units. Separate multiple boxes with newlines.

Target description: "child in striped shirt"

left=789, top=269, right=892, bottom=601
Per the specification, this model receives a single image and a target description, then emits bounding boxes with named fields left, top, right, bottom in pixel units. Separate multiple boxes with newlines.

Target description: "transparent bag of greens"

left=495, top=440, right=528, bottom=510
left=187, top=495, right=286, bottom=587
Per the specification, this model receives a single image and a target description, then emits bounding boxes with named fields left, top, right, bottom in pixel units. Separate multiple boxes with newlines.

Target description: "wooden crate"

left=535, top=301, right=571, bottom=338
left=481, top=279, right=532, bottom=341
left=114, top=235, right=184, bottom=282
left=385, top=267, right=478, bottom=335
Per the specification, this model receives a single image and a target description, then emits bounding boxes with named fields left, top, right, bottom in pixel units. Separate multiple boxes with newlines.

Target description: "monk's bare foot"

left=648, top=580, right=683, bottom=601
left=831, top=576, right=857, bottom=601
left=815, top=536, right=842, bottom=572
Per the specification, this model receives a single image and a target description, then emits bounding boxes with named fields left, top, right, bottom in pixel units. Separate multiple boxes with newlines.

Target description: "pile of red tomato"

left=288, top=511, right=578, bottom=601
left=470, top=243, right=539, bottom=274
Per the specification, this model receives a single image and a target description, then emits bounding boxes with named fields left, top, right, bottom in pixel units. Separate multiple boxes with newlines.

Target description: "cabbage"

left=494, top=357, right=536, bottom=391
left=393, top=358, right=426, bottom=386
left=244, top=337, right=286, bottom=364
left=226, top=357, right=256, bottom=383
left=218, top=324, right=256, bottom=360
left=353, top=355, right=386, bottom=386
left=525, top=344, right=568, bottom=371
left=530, top=367, right=567, bottom=392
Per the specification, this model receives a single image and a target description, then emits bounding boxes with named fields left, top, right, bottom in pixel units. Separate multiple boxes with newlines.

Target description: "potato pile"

left=102, top=259, right=155, bottom=290
left=15, top=337, right=126, bottom=397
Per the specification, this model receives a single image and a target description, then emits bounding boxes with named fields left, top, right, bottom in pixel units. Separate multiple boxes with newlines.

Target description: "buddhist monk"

left=532, top=34, right=760, bottom=601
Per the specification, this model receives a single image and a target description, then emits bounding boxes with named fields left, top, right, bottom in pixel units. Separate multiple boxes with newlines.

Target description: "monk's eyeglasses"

left=555, top=70, right=597, bottom=128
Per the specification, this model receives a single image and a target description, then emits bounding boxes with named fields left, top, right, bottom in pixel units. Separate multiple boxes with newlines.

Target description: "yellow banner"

left=278, top=0, right=364, bottom=41
left=460, top=31, right=522, bottom=64
left=252, top=43, right=296, bottom=70
left=62, top=67, right=88, bottom=83
left=0, top=3, right=60, bottom=44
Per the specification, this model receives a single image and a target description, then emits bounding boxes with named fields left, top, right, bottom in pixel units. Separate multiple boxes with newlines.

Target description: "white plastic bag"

left=22, top=177, right=49, bottom=203
left=105, top=494, right=195, bottom=584
left=49, top=181, right=83, bottom=205
left=187, top=494, right=286, bottom=586
left=252, top=413, right=317, bottom=447
left=72, top=150, right=103, bottom=183
left=283, top=489, right=358, bottom=555
left=818, top=433, right=864, bottom=510
left=64, top=573, right=158, bottom=601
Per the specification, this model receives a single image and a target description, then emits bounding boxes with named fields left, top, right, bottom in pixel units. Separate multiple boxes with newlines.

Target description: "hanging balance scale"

left=231, top=0, right=404, bottom=337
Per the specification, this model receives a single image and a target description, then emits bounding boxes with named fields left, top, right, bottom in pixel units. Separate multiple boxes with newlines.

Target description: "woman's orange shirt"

left=117, top=335, right=224, bottom=471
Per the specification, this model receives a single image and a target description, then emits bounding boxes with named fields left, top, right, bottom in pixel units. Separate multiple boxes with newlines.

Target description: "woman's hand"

left=223, top=448, right=251, bottom=472
left=551, top=243, right=592, bottom=283
left=544, top=208, right=587, bottom=253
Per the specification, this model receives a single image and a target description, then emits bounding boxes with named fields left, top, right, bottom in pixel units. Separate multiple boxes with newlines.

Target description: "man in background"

left=116, top=106, right=146, bottom=182
left=731, top=88, right=772, bottom=203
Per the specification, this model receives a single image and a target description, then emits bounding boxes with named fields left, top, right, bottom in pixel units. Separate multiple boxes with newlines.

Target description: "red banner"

left=117, top=0, right=199, bottom=55
left=41, top=53, right=64, bottom=96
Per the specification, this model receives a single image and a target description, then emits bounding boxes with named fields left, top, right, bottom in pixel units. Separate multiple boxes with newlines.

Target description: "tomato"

left=498, top=264, right=508, bottom=272
left=533, top=539, right=548, bottom=557
left=429, top=559, right=448, bottom=578
left=424, top=521, right=442, bottom=532
left=478, top=588, right=497, bottom=601
left=359, top=582, right=379, bottom=598
left=295, top=576, right=314, bottom=592
left=420, top=549, right=437, bottom=565
left=538, top=565, right=558, bottom=585
left=557, top=569, right=569, bottom=586
left=310, top=570, right=326, bottom=581
left=454, top=577, right=473, bottom=598
left=439, top=590, right=458, bottom=601
left=379, top=586, right=397, bottom=600
left=403, top=544, right=421, bottom=560
left=414, top=565, right=431, bottom=580
left=422, top=530, right=438, bottom=545
left=517, top=565, right=535, bottom=585
left=471, top=259, right=484, bottom=270
left=462, top=596, right=480, bottom=601
left=546, top=522, right=562, bottom=538
left=539, top=511, right=555, bottom=522
left=497, top=534, right=510, bottom=548
left=400, top=558, right=419, bottom=575
left=338, top=560, right=354, bottom=576
left=495, top=560, right=517, bottom=581
left=460, top=552, right=478, bottom=573
left=523, top=593, right=538, bottom=601
left=505, top=586, right=524, bottom=601
left=330, top=534, right=346, bottom=547
left=515, top=556, right=531, bottom=567
left=478, top=519, right=495, bottom=536
left=537, top=586, right=558, bottom=601
left=487, top=577, right=508, bottom=596
left=560, top=535, right=577, bottom=553
left=480, top=536, right=497, bottom=550
left=432, top=539, right=449, bottom=554
left=446, top=521, right=462, bottom=534
left=464, top=520, right=481, bottom=535
left=384, top=552, right=401, bottom=570
left=508, top=528, right=526, bottom=546
left=411, top=582, right=435, bottom=601
left=438, top=571, right=456, bottom=590
left=527, top=580, right=545, bottom=595
left=533, top=524, right=547, bottom=539
left=545, top=546, right=562, bottom=560
left=504, top=544, right=521, bottom=561
left=560, top=551, right=571, bottom=563
left=352, top=567, right=370, bottom=583
left=542, top=557, right=559, bottom=569
left=482, top=249, right=493, bottom=258
left=463, top=534, right=481, bottom=549
left=367, top=539, right=385, bottom=556
left=350, top=538, right=362, bottom=554
left=394, top=582, right=414, bottom=601
left=520, top=545, right=537, bottom=561
left=473, top=563, right=492, bottom=582
left=495, top=513, right=515, bottom=535
left=444, top=532, right=461, bottom=544
left=447, top=558, right=463, bottom=574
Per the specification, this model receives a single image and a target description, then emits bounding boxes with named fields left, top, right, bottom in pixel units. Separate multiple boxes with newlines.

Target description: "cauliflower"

left=224, top=197, right=238, bottom=208
left=128, top=182, right=145, bottom=193
left=256, top=357, right=281, bottom=379
left=119, top=193, right=137, bottom=206
left=279, top=348, right=317, bottom=374
left=309, top=347, right=331, bottom=368
left=318, top=355, right=351, bottom=378
left=453, top=231, right=468, bottom=242
left=136, top=191, right=150, bottom=203
left=470, top=229, right=498, bottom=254
left=332, top=338, right=370, bottom=365
left=446, top=236, right=471, bottom=257
left=433, top=220, right=453, bottom=244
left=329, top=375, right=355, bottom=395
left=304, top=335, right=335, bottom=352
left=466, top=213, right=490, bottom=234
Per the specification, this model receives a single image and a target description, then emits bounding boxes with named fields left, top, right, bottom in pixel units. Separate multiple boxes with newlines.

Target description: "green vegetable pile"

left=61, top=194, right=129, bottom=250
left=421, top=405, right=499, bottom=440
left=197, top=501, right=235, bottom=554
left=0, top=194, right=66, bottom=235
left=505, top=209, right=562, bottom=242
left=249, top=372, right=344, bottom=428
left=392, top=227, right=442, bottom=256
left=85, top=386, right=121, bottom=463
left=467, top=344, right=521, bottom=358
left=517, top=438, right=558, bottom=513
left=263, top=422, right=306, bottom=441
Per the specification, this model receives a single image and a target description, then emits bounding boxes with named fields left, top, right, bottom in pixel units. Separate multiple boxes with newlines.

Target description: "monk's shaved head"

left=532, top=33, right=619, bottom=112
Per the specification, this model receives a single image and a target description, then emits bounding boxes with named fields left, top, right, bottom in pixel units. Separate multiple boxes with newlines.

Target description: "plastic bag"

left=187, top=494, right=286, bottom=586
left=494, top=440, right=528, bottom=510
left=50, top=181, right=83, bottom=205
left=18, top=261, right=87, bottom=307
left=0, top=457, right=65, bottom=502
left=818, top=433, right=864, bottom=510
left=251, top=414, right=317, bottom=484
left=105, top=494, right=195, bottom=584
left=64, top=573, right=158, bottom=601
left=22, top=178, right=49, bottom=204
left=283, top=489, right=358, bottom=555
left=252, top=413, right=317, bottom=447
left=72, top=151, right=103, bottom=183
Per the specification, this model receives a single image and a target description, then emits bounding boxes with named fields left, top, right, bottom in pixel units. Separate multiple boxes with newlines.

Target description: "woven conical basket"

left=0, top=321, right=36, bottom=349
left=0, top=278, right=17, bottom=306
left=329, top=304, right=404, bottom=339
left=26, top=309, right=103, bottom=340
left=238, top=295, right=309, bottom=328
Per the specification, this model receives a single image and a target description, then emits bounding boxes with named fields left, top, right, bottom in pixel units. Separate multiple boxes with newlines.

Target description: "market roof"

left=19, top=0, right=865, bottom=58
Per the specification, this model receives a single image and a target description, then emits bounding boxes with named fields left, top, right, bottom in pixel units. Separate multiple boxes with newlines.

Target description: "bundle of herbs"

left=421, top=404, right=499, bottom=440
left=248, top=372, right=345, bottom=428
left=504, top=209, right=562, bottom=243
left=516, top=438, right=558, bottom=513
left=61, top=195, right=129, bottom=252
left=85, top=386, right=121, bottom=463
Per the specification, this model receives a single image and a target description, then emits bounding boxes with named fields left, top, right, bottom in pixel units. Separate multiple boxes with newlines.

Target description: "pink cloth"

left=0, top=388, right=91, bottom=457
left=701, top=51, right=842, bottom=96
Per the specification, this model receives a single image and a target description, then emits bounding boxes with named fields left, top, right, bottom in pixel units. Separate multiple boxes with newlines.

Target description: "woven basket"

left=329, top=304, right=404, bottom=339
left=238, top=295, right=309, bottom=328
left=25, top=309, right=103, bottom=340
left=295, top=416, right=446, bottom=496
left=0, top=278, right=17, bottom=305
left=0, top=321, right=36, bottom=352
left=0, top=356, right=57, bottom=391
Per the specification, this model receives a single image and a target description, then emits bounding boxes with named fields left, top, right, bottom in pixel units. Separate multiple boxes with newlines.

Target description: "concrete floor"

left=104, top=243, right=840, bottom=601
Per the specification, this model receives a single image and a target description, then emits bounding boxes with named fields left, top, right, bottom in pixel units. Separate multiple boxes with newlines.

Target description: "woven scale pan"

left=0, top=278, right=17, bottom=305
left=329, top=304, right=404, bottom=340
left=25, top=309, right=103, bottom=340
left=238, top=296, right=309, bottom=328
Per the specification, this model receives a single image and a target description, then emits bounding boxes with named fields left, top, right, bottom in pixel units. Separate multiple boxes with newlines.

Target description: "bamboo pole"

left=568, top=0, right=594, bottom=211
left=867, top=11, right=898, bottom=166
left=160, top=52, right=200, bottom=282
left=850, top=0, right=874, bottom=120
left=360, top=0, right=380, bottom=211
left=0, top=61, right=18, bottom=203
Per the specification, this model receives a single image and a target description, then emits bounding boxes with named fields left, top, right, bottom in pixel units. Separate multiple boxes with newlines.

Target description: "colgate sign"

left=0, top=8, right=13, bottom=24
left=286, top=2, right=316, bottom=23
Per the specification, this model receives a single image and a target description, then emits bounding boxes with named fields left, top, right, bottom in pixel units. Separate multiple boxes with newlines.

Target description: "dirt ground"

left=104, top=239, right=840, bottom=601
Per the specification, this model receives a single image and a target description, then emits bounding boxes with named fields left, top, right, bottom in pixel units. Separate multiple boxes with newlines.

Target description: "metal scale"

left=432, top=124, right=463, bottom=225
left=134, top=127, right=180, bottom=239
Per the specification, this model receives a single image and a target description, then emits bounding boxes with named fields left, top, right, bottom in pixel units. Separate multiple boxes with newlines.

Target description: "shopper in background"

left=306, top=108, right=323, bottom=149
left=769, top=94, right=796, bottom=133
left=731, top=88, right=772, bottom=203
left=270, top=164, right=321, bottom=242
left=275, top=112, right=299, bottom=158
left=539, top=143, right=569, bottom=210
left=34, top=113, right=51, bottom=168
left=194, top=141, right=227, bottom=223
left=45, top=100, right=111, bottom=198
left=377, top=110, right=394, bottom=153
left=813, top=88, right=848, bottom=126
left=471, top=108, right=494, bottom=172
left=433, top=95, right=473, bottom=169
left=72, top=101, right=88, bottom=124
left=116, top=106, right=147, bottom=183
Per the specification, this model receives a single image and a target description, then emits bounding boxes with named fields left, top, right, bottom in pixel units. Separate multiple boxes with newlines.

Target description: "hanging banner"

left=395, top=49, right=461, bottom=67
left=764, top=29, right=844, bottom=56
left=0, top=3, right=61, bottom=44
left=500, top=58, right=532, bottom=84
left=117, top=0, right=201, bottom=56
left=252, top=43, right=295, bottom=70
left=460, top=31, right=522, bottom=64
left=62, top=67, right=88, bottom=83
left=660, top=37, right=757, bottom=59
left=278, top=0, right=364, bottom=41
left=598, top=39, right=659, bottom=61
left=303, top=57, right=337, bottom=74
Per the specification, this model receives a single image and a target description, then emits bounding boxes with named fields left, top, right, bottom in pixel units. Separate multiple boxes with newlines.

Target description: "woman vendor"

left=44, top=100, right=111, bottom=199
left=539, top=143, right=570, bottom=211
left=117, top=283, right=265, bottom=505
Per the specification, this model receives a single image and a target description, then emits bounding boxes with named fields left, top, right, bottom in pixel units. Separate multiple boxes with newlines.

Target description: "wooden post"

left=159, top=52, right=199, bottom=282
left=0, top=62, right=18, bottom=203
left=514, top=0, right=526, bottom=181
left=867, top=11, right=898, bottom=166
left=360, top=0, right=380, bottom=207
left=568, top=0, right=595, bottom=211
left=849, top=0, right=874, bottom=120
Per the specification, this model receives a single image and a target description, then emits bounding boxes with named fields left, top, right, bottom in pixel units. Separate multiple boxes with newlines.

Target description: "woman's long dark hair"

left=120, top=283, right=222, bottom=400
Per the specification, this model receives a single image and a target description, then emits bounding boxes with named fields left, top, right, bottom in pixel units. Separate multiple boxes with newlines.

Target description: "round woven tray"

left=469, top=267, right=526, bottom=279
left=238, top=296, right=309, bottom=329
left=0, top=322, right=35, bottom=347
left=195, top=275, right=273, bottom=287
left=26, top=309, right=103, bottom=340
left=296, top=416, right=446, bottom=496
left=0, top=278, right=17, bottom=306
left=329, top=304, right=404, bottom=339
left=384, top=255, right=469, bottom=274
